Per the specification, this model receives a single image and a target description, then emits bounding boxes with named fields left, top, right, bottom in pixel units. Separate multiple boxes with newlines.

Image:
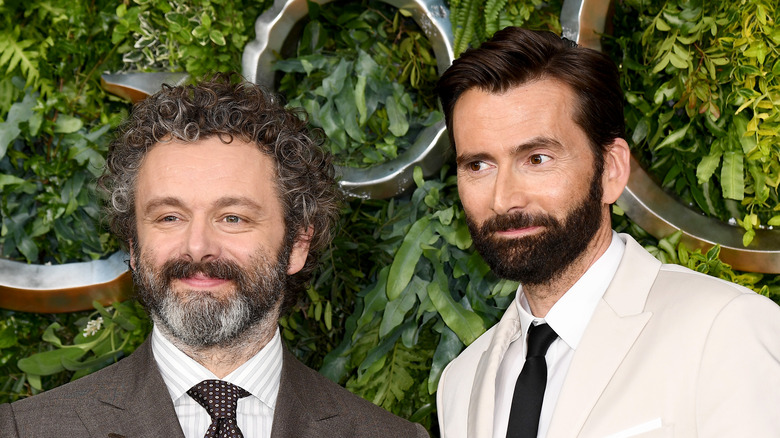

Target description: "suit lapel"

left=467, top=302, right=521, bottom=438
left=271, top=349, right=342, bottom=438
left=546, top=234, right=661, bottom=437
left=77, top=338, right=185, bottom=438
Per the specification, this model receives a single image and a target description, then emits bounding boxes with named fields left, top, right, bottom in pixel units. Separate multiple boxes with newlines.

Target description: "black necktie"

left=187, top=379, right=251, bottom=438
left=506, top=323, right=559, bottom=438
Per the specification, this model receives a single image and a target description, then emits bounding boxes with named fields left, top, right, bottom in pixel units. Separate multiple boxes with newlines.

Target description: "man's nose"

left=491, top=166, right=529, bottom=215
left=182, top=218, right=221, bottom=263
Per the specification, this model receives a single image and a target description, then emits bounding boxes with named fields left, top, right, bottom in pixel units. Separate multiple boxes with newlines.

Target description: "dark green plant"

left=607, top=0, right=780, bottom=246
left=274, top=0, right=442, bottom=168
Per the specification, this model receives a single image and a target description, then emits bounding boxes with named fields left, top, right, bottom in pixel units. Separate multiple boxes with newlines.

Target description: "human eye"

left=466, top=161, right=489, bottom=172
left=528, top=154, right=551, bottom=165
left=222, top=215, right=244, bottom=224
left=160, top=215, right=180, bottom=222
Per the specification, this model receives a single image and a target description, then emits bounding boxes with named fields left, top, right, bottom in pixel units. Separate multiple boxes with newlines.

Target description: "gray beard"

left=132, top=244, right=289, bottom=350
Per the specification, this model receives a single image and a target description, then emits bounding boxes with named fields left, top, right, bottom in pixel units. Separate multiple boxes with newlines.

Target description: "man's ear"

left=601, top=137, right=631, bottom=205
left=287, top=226, right=313, bottom=275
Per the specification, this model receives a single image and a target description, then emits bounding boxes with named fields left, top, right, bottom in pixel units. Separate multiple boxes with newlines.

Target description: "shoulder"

left=279, top=351, right=428, bottom=438
left=0, top=339, right=152, bottom=436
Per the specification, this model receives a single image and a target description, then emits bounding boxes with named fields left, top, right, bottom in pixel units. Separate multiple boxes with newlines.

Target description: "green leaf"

left=53, top=114, right=83, bottom=134
left=0, top=325, right=17, bottom=349
left=379, top=276, right=420, bottom=337
left=322, top=58, right=350, bottom=97
left=428, top=326, right=462, bottom=393
left=656, top=123, right=690, bottom=150
left=17, top=348, right=86, bottom=376
left=0, top=91, right=36, bottom=159
left=385, top=94, right=409, bottom=137
left=696, top=150, right=721, bottom=185
left=721, top=151, right=744, bottom=200
left=427, top=259, right=485, bottom=345
left=209, top=30, right=226, bottom=46
left=387, top=216, right=435, bottom=300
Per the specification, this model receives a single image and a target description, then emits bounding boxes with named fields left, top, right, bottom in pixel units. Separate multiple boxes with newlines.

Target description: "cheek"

left=457, top=183, right=488, bottom=219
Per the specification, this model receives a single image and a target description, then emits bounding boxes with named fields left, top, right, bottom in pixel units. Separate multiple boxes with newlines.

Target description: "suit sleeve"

left=0, top=403, right=20, bottom=438
left=696, top=292, right=780, bottom=436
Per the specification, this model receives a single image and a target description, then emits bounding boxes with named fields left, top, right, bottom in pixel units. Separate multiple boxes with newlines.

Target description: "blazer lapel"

left=467, top=302, right=521, bottom=438
left=271, top=349, right=342, bottom=438
left=77, top=338, right=185, bottom=438
left=546, top=234, right=660, bottom=437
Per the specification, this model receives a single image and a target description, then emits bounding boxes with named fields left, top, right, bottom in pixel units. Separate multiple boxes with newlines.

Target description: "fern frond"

left=0, top=27, right=41, bottom=87
left=484, top=0, right=509, bottom=36
left=452, top=0, right=482, bottom=57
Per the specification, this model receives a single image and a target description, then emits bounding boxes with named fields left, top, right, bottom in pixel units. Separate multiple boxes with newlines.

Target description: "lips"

left=177, top=272, right=231, bottom=289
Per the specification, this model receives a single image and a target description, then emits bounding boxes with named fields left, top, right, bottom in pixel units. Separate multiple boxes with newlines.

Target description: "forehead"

left=451, top=79, right=586, bottom=153
left=135, top=137, right=280, bottom=208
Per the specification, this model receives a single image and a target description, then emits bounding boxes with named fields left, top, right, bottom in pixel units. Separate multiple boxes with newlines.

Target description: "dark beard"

left=132, top=242, right=290, bottom=349
left=466, top=170, right=604, bottom=286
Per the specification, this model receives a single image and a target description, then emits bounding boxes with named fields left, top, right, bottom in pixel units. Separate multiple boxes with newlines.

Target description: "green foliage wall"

left=1, top=0, right=778, bottom=435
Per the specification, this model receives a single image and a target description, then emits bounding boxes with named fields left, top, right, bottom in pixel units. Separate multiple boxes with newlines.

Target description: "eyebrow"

left=142, top=196, right=263, bottom=214
left=456, top=136, right=565, bottom=165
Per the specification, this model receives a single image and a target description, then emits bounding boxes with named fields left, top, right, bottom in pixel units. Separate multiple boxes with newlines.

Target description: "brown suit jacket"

left=0, top=337, right=428, bottom=438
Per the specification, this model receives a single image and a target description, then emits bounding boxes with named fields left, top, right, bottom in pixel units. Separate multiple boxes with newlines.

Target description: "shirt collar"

left=152, top=325, right=283, bottom=409
left=514, top=231, right=626, bottom=349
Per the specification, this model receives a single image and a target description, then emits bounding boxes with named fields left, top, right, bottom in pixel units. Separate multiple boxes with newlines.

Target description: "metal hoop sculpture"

left=241, top=0, right=455, bottom=199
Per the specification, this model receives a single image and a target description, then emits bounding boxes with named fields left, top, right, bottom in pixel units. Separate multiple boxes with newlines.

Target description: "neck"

left=524, top=226, right=614, bottom=318
left=159, top=314, right=279, bottom=379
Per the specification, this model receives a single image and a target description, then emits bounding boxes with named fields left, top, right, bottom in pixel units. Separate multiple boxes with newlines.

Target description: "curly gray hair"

left=98, top=73, right=341, bottom=307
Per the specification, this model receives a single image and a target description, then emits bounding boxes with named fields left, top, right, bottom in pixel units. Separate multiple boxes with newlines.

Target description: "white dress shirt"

left=151, top=325, right=283, bottom=438
left=493, top=232, right=626, bottom=438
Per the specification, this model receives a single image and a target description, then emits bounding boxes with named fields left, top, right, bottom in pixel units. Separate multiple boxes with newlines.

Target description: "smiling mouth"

left=177, top=273, right=231, bottom=288
left=493, top=225, right=543, bottom=237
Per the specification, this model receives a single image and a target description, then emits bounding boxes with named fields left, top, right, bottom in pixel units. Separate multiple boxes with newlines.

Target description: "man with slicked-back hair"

left=435, top=27, right=780, bottom=438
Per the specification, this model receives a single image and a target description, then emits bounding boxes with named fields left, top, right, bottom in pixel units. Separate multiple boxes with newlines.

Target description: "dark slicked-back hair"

left=98, top=73, right=341, bottom=310
left=437, top=27, right=625, bottom=160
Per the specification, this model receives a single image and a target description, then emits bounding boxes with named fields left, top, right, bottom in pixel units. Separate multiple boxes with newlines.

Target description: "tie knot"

left=526, top=323, right=558, bottom=358
left=187, top=380, right=251, bottom=420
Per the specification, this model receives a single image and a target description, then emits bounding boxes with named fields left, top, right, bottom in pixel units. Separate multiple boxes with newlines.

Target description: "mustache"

left=481, top=211, right=559, bottom=234
left=161, top=258, right=244, bottom=283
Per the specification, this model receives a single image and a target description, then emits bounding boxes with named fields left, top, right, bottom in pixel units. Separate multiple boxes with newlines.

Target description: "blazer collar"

left=467, top=301, right=521, bottom=438
left=271, top=349, right=343, bottom=437
left=546, top=234, right=661, bottom=436
left=78, top=337, right=185, bottom=438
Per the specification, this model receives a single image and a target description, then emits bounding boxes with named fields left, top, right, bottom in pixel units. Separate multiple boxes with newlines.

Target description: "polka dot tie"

left=187, top=380, right=251, bottom=438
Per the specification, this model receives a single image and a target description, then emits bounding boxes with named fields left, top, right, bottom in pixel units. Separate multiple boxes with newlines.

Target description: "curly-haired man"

left=0, top=75, right=428, bottom=438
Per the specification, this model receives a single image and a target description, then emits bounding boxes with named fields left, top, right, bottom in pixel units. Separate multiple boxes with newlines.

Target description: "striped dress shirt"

left=151, top=325, right=283, bottom=438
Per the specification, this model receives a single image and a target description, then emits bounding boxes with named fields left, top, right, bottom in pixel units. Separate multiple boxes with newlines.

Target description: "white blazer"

left=437, top=234, right=780, bottom=437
